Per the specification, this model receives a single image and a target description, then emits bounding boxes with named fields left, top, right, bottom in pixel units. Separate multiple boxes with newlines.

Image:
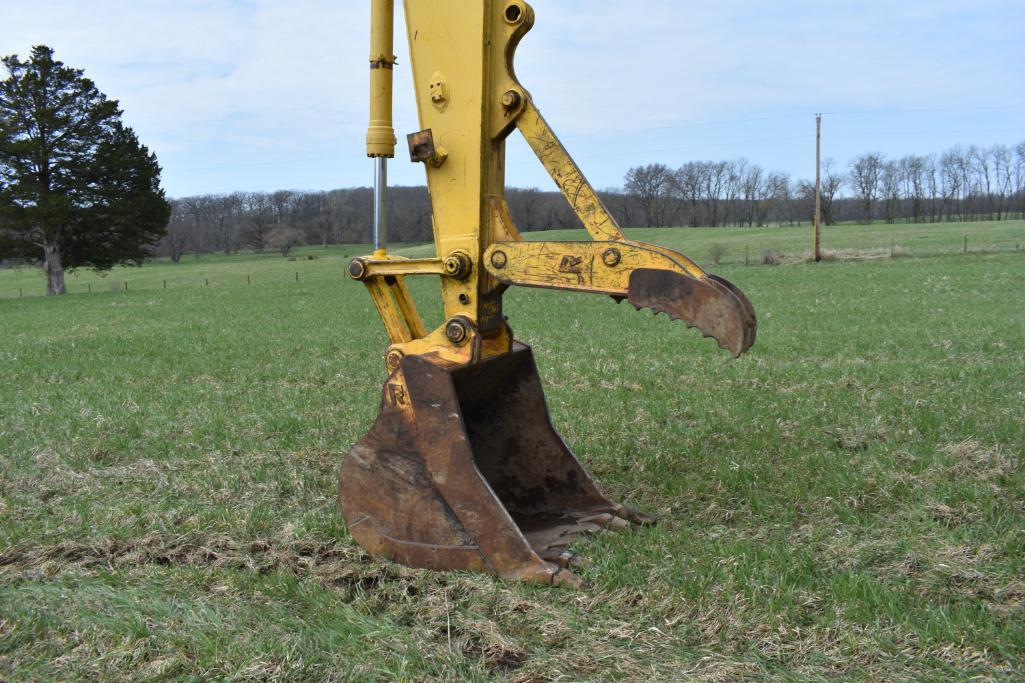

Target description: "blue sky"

left=2, top=0, right=1023, bottom=198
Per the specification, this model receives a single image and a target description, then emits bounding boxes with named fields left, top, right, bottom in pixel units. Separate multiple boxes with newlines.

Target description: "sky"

left=2, top=0, right=1023, bottom=198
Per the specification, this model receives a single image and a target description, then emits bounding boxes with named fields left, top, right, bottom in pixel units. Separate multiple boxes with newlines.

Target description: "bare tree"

left=266, top=226, right=305, bottom=256
left=507, top=187, right=544, bottom=231
left=164, top=200, right=193, bottom=263
left=739, top=163, right=764, bottom=226
left=675, top=162, right=705, bottom=227
left=925, top=155, right=940, bottom=221
left=720, top=159, right=747, bottom=226
left=970, top=145, right=992, bottom=219
left=880, top=160, right=901, bottom=223
left=900, top=155, right=927, bottom=223
left=243, top=193, right=275, bottom=251
left=598, top=188, right=636, bottom=227
left=992, top=144, right=1013, bottom=221
left=819, top=159, right=844, bottom=226
left=703, top=161, right=729, bottom=227
left=624, top=163, right=678, bottom=228
left=763, top=172, right=791, bottom=225
left=214, top=193, right=244, bottom=254
left=1012, top=142, right=1020, bottom=216
left=327, top=188, right=371, bottom=244
left=849, top=152, right=883, bottom=223
left=292, top=192, right=333, bottom=246
left=940, top=149, right=964, bottom=221
left=390, top=186, right=432, bottom=241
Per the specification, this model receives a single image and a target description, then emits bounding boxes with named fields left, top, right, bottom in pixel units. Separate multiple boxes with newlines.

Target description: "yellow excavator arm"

left=339, top=0, right=756, bottom=586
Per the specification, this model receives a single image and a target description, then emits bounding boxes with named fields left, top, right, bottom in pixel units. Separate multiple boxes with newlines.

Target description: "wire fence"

left=1, top=231, right=1023, bottom=301
left=0, top=267, right=349, bottom=300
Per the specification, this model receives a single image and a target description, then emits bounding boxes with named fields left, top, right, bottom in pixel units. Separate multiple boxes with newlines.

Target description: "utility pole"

left=813, top=113, right=822, bottom=262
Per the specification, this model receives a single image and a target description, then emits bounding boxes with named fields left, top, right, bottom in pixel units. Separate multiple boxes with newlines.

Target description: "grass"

left=1, top=223, right=1024, bottom=680
left=1, top=219, right=1023, bottom=299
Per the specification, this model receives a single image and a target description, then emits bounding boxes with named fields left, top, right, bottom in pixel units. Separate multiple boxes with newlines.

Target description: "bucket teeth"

left=552, top=569, right=583, bottom=589
left=612, top=504, right=658, bottom=526
left=578, top=512, right=631, bottom=530
left=627, top=268, right=757, bottom=358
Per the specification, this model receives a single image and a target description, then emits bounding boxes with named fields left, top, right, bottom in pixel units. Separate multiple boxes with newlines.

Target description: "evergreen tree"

left=0, top=45, right=169, bottom=294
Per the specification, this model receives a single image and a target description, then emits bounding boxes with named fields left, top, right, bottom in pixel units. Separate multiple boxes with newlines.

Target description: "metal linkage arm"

left=483, top=240, right=756, bottom=358
left=514, top=99, right=624, bottom=242
left=484, top=241, right=705, bottom=295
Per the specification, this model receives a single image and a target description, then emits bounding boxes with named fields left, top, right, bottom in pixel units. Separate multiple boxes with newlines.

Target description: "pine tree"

left=0, top=45, right=170, bottom=294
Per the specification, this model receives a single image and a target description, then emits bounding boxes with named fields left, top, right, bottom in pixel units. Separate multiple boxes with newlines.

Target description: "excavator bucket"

left=339, top=342, right=651, bottom=586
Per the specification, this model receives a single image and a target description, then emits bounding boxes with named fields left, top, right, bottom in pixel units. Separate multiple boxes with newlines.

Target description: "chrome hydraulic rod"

left=373, top=157, right=388, bottom=253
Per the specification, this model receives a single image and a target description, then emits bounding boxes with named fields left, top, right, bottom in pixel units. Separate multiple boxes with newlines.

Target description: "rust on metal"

left=626, top=269, right=756, bottom=358
left=407, top=128, right=437, bottom=163
left=339, top=344, right=653, bottom=586
left=501, top=89, right=522, bottom=110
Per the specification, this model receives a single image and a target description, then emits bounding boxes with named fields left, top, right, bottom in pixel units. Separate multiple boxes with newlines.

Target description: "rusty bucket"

left=338, top=342, right=652, bottom=586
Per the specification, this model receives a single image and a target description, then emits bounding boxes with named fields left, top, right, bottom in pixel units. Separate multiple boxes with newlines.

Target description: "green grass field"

left=1, top=219, right=1023, bottom=300
left=2, top=222, right=1024, bottom=680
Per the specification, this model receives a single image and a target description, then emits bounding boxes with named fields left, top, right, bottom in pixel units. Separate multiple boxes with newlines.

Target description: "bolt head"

left=445, top=319, right=468, bottom=344
left=601, top=248, right=621, bottom=267
left=385, top=350, right=404, bottom=371
left=348, top=258, right=367, bottom=279
left=443, top=251, right=471, bottom=279
left=501, top=90, right=522, bottom=110
left=490, top=250, right=508, bottom=269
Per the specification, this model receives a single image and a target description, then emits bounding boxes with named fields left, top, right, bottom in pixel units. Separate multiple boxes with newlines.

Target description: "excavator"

left=339, top=0, right=757, bottom=586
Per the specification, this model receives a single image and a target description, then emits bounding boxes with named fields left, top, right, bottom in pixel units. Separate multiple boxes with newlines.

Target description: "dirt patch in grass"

left=0, top=534, right=544, bottom=675
left=0, top=534, right=373, bottom=588
left=939, top=438, right=1018, bottom=486
left=756, top=246, right=915, bottom=265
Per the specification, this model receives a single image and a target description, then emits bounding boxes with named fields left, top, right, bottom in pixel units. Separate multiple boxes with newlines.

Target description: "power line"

left=175, top=124, right=1025, bottom=195
left=830, top=126, right=1025, bottom=139
left=560, top=113, right=811, bottom=138
left=822, top=105, right=1025, bottom=117
left=558, top=104, right=1025, bottom=140
left=166, top=108, right=1025, bottom=194
left=171, top=104, right=1025, bottom=176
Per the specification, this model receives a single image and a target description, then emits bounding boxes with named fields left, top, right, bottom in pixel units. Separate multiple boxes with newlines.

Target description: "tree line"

left=157, top=186, right=609, bottom=258
left=623, top=142, right=1025, bottom=228
left=155, top=140, right=1025, bottom=259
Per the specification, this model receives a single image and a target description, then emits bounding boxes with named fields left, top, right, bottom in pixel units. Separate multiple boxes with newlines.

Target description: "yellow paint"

left=353, top=0, right=723, bottom=366
left=366, top=0, right=397, bottom=157
left=483, top=241, right=707, bottom=295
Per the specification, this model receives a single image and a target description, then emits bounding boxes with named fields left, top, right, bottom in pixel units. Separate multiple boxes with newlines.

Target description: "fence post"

left=295, top=271, right=299, bottom=282
left=963, top=235, right=967, bottom=254
left=88, top=283, right=91, bottom=293
left=163, top=280, right=167, bottom=289
left=205, top=278, right=209, bottom=287
left=247, top=274, right=251, bottom=285
left=124, top=281, right=128, bottom=291
left=745, top=245, right=749, bottom=266
left=19, top=287, right=22, bottom=298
